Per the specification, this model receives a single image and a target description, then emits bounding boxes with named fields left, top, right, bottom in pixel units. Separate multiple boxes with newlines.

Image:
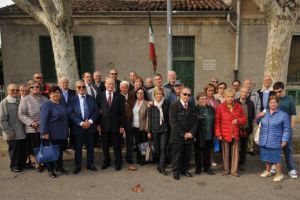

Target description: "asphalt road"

left=0, top=150, right=299, bottom=200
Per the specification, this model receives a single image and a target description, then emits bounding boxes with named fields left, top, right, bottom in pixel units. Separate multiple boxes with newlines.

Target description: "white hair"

left=120, top=80, right=129, bottom=87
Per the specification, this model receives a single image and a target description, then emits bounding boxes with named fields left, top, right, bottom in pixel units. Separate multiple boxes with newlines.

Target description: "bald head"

left=7, top=84, right=19, bottom=97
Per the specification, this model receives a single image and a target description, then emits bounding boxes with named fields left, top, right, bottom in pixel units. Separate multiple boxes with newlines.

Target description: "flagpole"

left=167, top=0, right=173, bottom=72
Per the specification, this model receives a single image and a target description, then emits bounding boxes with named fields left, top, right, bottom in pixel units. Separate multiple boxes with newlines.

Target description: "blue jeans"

left=283, top=130, right=296, bottom=171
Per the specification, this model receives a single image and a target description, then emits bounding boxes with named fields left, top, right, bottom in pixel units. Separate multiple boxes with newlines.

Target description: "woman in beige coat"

left=132, top=87, right=148, bottom=165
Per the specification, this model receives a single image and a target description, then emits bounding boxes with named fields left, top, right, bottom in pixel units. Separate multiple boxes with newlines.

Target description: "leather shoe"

left=195, top=169, right=202, bottom=175
left=87, top=166, right=98, bottom=172
left=204, top=169, right=215, bottom=175
left=173, top=171, right=180, bottom=180
left=115, top=166, right=122, bottom=171
left=11, top=168, right=22, bottom=173
left=101, top=163, right=111, bottom=170
left=55, top=168, right=69, bottom=174
left=73, top=168, right=81, bottom=174
left=159, top=169, right=168, bottom=176
left=48, top=171, right=56, bottom=178
left=182, top=172, right=193, bottom=177
left=34, top=165, right=43, bottom=173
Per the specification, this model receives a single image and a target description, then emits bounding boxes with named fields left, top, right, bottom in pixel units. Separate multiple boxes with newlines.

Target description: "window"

left=39, top=36, right=94, bottom=83
left=172, top=36, right=195, bottom=93
left=287, top=36, right=300, bottom=84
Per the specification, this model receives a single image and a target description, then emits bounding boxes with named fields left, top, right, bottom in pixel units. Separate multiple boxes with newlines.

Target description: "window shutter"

left=39, top=36, right=57, bottom=83
left=79, top=36, right=94, bottom=75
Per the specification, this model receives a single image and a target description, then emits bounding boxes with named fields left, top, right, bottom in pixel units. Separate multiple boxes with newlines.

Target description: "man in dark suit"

left=93, top=70, right=105, bottom=94
left=169, top=87, right=197, bottom=180
left=97, top=78, right=125, bottom=171
left=109, top=68, right=121, bottom=93
left=83, top=72, right=98, bottom=99
left=120, top=80, right=135, bottom=163
left=59, top=76, right=76, bottom=149
left=68, top=80, right=99, bottom=174
left=257, top=75, right=275, bottom=111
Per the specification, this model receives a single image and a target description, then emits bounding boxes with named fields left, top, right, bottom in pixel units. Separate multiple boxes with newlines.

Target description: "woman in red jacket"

left=215, top=88, right=246, bottom=177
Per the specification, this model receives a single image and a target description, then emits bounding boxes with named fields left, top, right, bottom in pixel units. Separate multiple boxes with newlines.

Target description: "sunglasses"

left=77, top=86, right=86, bottom=89
left=110, top=73, right=117, bottom=75
left=212, top=81, right=218, bottom=83
left=30, top=86, right=40, bottom=89
left=274, top=90, right=282, bottom=94
left=182, top=93, right=192, bottom=97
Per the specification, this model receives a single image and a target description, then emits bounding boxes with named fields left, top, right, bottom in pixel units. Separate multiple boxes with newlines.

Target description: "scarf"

left=6, top=95, right=18, bottom=104
left=154, top=98, right=164, bottom=125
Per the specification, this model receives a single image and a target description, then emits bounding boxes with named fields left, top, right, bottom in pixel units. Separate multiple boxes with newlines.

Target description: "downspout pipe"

left=226, top=0, right=240, bottom=81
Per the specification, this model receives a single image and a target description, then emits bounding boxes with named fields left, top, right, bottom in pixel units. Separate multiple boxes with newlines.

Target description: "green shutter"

left=172, top=36, right=195, bottom=93
left=77, top=36, right=94, bottom=76
left=39, top=36, right=57, bottom=83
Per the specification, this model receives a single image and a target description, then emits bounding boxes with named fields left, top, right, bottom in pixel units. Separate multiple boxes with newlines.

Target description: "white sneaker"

left=260, top=170, right=271, bottom=178
left=273, top=174, right=284, bottom=182
left=288, top=170, right=298, bottom=179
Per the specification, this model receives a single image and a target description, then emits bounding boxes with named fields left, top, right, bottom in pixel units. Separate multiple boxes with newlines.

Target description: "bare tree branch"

left=39, top=0, right=58, bottom=23
left=12, top=0, right=47, bottom=25
left=252, top=0, right=273, bottom=13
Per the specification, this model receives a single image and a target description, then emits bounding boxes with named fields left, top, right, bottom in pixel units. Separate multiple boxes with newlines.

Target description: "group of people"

left=0, top=69, right=297, bottom=182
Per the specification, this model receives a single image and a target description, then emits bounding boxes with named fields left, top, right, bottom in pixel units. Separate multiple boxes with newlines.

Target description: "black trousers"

left=194, top=139, right=212, bottom=171
left=47, top=139, right=67, bottom=171
left=124, top=120, right=134, bottom=161
left=7, top=139, right=26, bottom=170
left=102, top=131, right=122, bottom=167
left=153, top=131, right=167, bottom=170
left=74, top=129, right=95, bottom=169
left=26, top=132, right=41, bottom=156
left=172, top=143, right=192, bottom=173
left=132, top=128, right=147, bottom=164
left=239, top=135, right=249, bottom=165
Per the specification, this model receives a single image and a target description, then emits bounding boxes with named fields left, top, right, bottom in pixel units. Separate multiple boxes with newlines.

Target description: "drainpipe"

left=226, top=0, right=240, bottom=81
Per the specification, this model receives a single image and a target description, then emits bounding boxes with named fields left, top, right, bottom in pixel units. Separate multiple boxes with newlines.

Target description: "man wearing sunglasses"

left=33, top=72, right=50, bottom=99
left=273, top=81, right=298, bottom=179
left=68, top=80, right=99, bottom=174
left=109, top=68, right=121, bottom=93
left=169, top=87, right=197, bottom=180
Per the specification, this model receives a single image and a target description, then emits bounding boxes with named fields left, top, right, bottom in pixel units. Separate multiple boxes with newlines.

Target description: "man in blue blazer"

left=96, top=77, right=125, bottom=171
left=68, top=80, right=99, bottom=174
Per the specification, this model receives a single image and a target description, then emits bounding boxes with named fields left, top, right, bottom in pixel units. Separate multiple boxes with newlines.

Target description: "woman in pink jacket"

left=215, top=88, right=246, bottom=177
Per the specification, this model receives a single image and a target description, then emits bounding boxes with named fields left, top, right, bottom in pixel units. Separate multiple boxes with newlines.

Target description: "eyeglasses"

left=34, top=77, right=43, bottom=79
left=274, top=90, right=283, bottom=94
left=207, top=89, right=214, bottom=92
left=10, top=89, right=19, bottom=92
left=30, top=86, right=40, bottom=89
left=212, top=80, right=218, bottom=83
left=182, top=93, right=192, bottom=97
left=110, top=73, right=117, bottom=75
left=77, top=86, right=86, bottom=89
left=219, top=87, right=226, bottom=89
left=233, top=84, right=240, bottom=87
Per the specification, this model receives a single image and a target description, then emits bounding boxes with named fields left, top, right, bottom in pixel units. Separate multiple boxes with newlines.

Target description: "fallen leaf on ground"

left=132, top=184, right=144, bottom=192
left=128, top=166, right=137, bottom=171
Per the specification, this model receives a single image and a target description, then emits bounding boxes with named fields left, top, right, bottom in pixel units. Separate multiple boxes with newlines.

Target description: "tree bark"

left=253, top=0, right=300, bottom=84
left=12, top=0, right=79, bottom=87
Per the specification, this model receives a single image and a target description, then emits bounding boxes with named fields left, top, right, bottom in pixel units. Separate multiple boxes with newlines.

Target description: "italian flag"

left=149, top=11, right=157, bottom=73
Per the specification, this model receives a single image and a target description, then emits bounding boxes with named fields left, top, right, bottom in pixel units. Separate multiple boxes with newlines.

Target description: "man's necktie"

left=108, top=92, right=112, bottom=107
left=89, top=84, right=96, bottom=98
left=82, top=96, right=89, bottom=120
left=184, top=103, right=188, bottom=111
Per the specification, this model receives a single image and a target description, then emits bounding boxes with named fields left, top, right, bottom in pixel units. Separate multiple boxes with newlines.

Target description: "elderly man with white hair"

left=164, top=70, right=177, bottom=93
left=257, top=75, right=275, bottom=112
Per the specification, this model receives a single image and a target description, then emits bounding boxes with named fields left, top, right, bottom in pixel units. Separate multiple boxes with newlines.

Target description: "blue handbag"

left=213, top=137, right=220, bottom=153
left=34, top=140, right=60, bottom=164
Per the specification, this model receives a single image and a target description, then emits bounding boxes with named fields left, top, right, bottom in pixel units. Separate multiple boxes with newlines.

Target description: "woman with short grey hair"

left=0, top=84, right=26, bottom=172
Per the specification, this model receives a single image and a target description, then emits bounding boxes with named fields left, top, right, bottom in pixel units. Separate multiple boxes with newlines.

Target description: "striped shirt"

left=18, top=93, right=48, bottom=133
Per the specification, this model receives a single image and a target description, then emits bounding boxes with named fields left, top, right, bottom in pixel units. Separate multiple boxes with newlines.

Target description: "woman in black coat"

left=194, top=92, right=215, bottom=175
left=147, top=87, right=169, bottom=175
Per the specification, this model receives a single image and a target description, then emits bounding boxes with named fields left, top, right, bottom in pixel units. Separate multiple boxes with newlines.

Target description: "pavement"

left=0, top=125, right=300, bottom=200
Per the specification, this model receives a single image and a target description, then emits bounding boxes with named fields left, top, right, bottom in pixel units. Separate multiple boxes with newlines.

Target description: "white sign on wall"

left=203, top=59, right=217, bottom=70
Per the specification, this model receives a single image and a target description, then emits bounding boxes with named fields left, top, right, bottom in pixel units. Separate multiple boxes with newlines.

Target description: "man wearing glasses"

left=169, top=87, right=197, bottom=180
left=273, top=81, right=298, bottom=179
left=109, top=68, right=121, bottom=93
left=33, top=72, right=50, bottom=98
left=68, top=80, right=99, bottom=174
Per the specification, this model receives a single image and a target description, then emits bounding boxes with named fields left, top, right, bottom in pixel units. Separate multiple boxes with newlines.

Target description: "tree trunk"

left=48, top=25, right=79, bottom=88
left=264, top=16, right=296, bottom=83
